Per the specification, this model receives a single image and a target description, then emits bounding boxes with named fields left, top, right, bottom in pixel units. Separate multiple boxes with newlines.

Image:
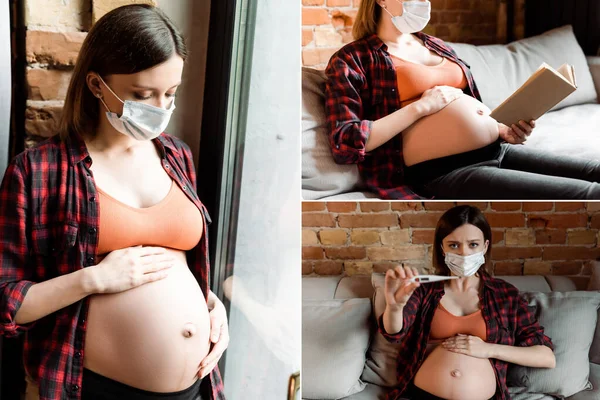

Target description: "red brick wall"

left=302, top=202, right=600, bottom=289
left=302, top=0, right=509, bottom=68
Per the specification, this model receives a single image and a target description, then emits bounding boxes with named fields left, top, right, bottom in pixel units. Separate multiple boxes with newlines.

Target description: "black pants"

left=407, top=143, right=600, bottom=199
left=81, top=368, right=203, bottom=400
left=401, top=382, right=446, bottom=400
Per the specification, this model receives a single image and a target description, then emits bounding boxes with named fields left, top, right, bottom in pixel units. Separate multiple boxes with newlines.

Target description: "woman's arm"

left=489, top=343, right=555, bottom=368
left=366, top=102, right=426, bottom=152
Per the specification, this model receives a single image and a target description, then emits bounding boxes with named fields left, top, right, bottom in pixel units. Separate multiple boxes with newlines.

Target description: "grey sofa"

left=302, top=274, right=600, bottom=400
left=302, top=25, right=600, bottom=200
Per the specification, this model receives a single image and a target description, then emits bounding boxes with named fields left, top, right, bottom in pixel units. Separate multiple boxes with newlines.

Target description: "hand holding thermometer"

left=408, top=275, right=460, bottom=284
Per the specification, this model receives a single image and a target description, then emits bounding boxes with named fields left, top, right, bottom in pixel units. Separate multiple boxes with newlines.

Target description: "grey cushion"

left=507, top=291, right=600, bottom=398
left=589, top=262, right=600, bottom=364
left=302, top=67, right=362, bottom=200
left=302, top=299, right=372, bottom=399
left=340, top=383, right=389, bottom=400
left=448, top=25, right=598, bottom=112
left=567, top=363, right=600, bottom=400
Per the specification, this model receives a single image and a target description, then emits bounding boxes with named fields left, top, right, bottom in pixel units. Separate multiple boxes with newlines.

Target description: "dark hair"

left=59, top=4, right=187, bottom=140
left=432, top=205, right=493, bottom=276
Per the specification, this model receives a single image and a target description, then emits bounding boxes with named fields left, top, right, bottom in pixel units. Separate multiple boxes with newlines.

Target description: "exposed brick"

left=26, top=0, right=92, bottom=31
left=92, top=0, right=157, bottom=24
left=302, top=47, right=338, bottom=67
left=302, top=202, right=326, bottom=212
left=302, top=229, right=319, bottom=245
left=551, top=261, right=583, bottom=275
left=314, top=26, right=343, bottom=47
left=302, top=261, right=314, bottom=275
left=302, top=28, right=314, bottom=46
left=302, top=213, right=336, bottom=227
left=570, top=276, right=592, bottom=290
left=484, top=213, right=525, bottom=228
left=351, top=230, right=380, bottom=245
left=543, top=246, right=600, bottom=261
left=302, top=7, right=330, bottom=25
left=523, top=261, right=552, bottom=275
left=423, top=202, right=455, bottom=211
left=490, top=202, right=522, bottom=212
left=391, top=202, right=423, bottom=211
left=491, top=229, right=504, bottom=244
left=582, top=261, right=596, bottom=276
left=360, top=202, right=390, bottom=212
left=303, top=0, right=325, bottom=5
left=331, top=9, right=356, bottom=28
left=412, top=229, right=435, bottom=244
left=441, top=11, right=460, bottom=24
left=326, top=201, right=357, bottom=213
left=535, top=229, right=566, bottom=245
left=338, top=214, right=399, bottom=228
left=587, top=202, right=600, bottom=212
left=367, top=246, right=425, bottom=261
left=373, top=262, right=401, bottom=273
left=26, top=31, right=87, bottom=66
left=27, top=69, right=72, bottom=101
left=527, top=214, right=588, bottom=229
left=380, top=230, right=410, bottom=246
left=344, top=261, right=373, bottom=275
left=491, top=247, right=542, bottom=260
left=567, top=230, right=597, bottom=245
left=555, top=202, right=585, bottom=211
left=303, top=246, right=324, bottom=260
left=401, top=212, right=444, bottom=228
left=327, top=0, right=351, bottom=6
left=325, top=246, right=366, bottom=260
left=314, top=261, right=343, bottom=275
left=456, top=202, right=489, bottom=210
left=522, top=202, right=553, bottom=212
left=591, top=214, right=600, bottom=229
left=319, top=229, right=348, bottom=245
left=494, top=261, right=523, bottom=275
left=353, top=0, right=361, bottom=7
left=505, top=229, right=535, bottom=246
left=25, top=101, right=63, bottom=138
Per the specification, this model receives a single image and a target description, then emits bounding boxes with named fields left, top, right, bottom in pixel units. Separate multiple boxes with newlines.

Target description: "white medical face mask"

left=382, top=0, right=431, bottom=34
left=97, top=76, right=175, bottom=141
left=444, top=250, right=486, bottom=277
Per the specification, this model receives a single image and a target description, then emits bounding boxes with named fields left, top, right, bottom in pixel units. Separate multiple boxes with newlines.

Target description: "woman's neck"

left=85, top=115, right=146, bottom=156
left=376, top=18, right=416, bottom=46
left=447, top=274, right=480, bottom=293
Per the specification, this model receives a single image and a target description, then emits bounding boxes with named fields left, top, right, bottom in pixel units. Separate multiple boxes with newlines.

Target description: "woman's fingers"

left=140, top=269, right=170, bottom=285
left=138, top=246, right=167, bottom=257
left=518, top=120, right=533, bottom=136
left=511, top=123, right=527, bottom=140
left=143, top=259, right=174, bottom=273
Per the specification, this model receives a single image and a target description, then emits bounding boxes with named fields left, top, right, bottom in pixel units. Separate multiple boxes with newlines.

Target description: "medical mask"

left=382, top=0, right=431, bottom=34
left=444, top=250, right=486, bottom=277
left=97, top=76, right=175, bottom=141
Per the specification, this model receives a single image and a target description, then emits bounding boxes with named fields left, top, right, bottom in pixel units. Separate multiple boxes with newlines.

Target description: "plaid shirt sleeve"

left=514, top=293, right=554, bottom=350
left=377, top=285, right=424, bottom=343
left=0, top=158, right=37, bottom=338
left=324, top=51, right=373, bottom=164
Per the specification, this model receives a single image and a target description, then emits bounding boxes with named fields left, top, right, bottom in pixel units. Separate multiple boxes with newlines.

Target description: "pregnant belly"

left=414, top=344, right=497, bottom=400
left=402, top=95, right=500, bottom=166
left=83, top=249, right=211, bottom=392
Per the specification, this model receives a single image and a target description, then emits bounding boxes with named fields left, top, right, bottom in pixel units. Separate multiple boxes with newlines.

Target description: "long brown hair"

left=432, top=205, right=493, bottom=276
left=59, top=4, right=187, bottom=140
left=352, top=0, right=383, bottom=40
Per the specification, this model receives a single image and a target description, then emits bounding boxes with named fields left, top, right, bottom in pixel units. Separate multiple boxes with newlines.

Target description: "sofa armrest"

left=586, top=56, right=600, bottom=102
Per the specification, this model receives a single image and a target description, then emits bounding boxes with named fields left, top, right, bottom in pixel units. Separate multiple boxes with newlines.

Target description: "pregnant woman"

left=379, top=205, right=555, bottom=400
left=325, top=0, right=600, bottom=199
left=0, top=5, right=227, bottom=400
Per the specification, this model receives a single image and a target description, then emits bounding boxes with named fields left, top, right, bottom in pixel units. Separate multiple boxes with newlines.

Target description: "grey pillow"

left=507, top=291, right=600, bottom=398
left=448, top=25, right=598, bottom=112
left=589, top=262, right=600, bottom=364
left=302, top=67, right=362, bottom=200
left=302, top=298, right=372, bottom=399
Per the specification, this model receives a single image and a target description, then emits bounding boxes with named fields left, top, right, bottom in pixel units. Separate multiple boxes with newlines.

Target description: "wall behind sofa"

left=302, top=201, right=600, bottom=289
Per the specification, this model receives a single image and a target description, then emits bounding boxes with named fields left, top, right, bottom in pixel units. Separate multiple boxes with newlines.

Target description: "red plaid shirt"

left=325, top=33, right=482, bottom=199
left=0, top=132, right=225, bottom=400
left=378, top=273, right=554, bottom=400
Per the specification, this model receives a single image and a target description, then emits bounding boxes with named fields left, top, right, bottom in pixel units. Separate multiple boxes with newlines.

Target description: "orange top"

left=96, top=181, right=203, bottom=255
left=392, top=54, right=468, bottom=108
left=429, top=302, right=487, bottom=341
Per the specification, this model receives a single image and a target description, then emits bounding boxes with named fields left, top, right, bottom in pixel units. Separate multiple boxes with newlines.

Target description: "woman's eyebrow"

left=132, top=83, right=181, bottom=89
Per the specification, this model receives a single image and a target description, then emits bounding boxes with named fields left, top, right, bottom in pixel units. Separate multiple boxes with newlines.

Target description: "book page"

left=556, top=63, right=575, bottom=86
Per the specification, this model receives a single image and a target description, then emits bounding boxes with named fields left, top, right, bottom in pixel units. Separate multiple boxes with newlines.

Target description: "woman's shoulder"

left=329, top=35, right=379, bottom=65
left=9, top=135, right=65, bottom=172
left=484, top=274, right=520, bottom=296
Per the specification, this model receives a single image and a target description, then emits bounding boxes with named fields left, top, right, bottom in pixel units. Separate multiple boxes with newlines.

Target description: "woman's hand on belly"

left=415, top=85, right=464, bottom=117
left=442, top=334, right=494, bottom=359
left=197, top=293, right=230, bottom=379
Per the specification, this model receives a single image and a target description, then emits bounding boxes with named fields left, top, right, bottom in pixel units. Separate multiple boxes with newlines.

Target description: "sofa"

left=302, top=271, right=600, bottom=400
left=302, top=25, right=600, bottom=200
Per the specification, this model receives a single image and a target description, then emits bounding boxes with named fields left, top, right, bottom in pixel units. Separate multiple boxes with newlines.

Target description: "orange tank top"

left=429, top=302, right=487, bottom=341
left=392, top=54, right=468, bottom=108
left=96, top=181, right=204, bottom=255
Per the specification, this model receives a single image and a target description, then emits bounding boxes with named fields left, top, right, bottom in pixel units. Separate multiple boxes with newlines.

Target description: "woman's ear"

left=483, top=239, right=489, bottom=254
left=86, top=72, right=103, bottom=99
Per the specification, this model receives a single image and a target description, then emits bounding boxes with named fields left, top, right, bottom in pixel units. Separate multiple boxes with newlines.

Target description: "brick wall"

left=302, top=202, right=600, bottom=289
left=21, top=0, right=155, bottom=149
left=302, top=0, right=512, bottom=68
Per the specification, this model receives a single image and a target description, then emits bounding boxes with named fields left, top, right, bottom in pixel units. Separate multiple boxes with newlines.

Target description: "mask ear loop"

left=96, top=93, right=112, bottom=114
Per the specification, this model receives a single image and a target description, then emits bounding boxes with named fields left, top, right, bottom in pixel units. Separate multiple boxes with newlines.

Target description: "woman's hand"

left=417, top=85, right=463, bottom=117
left=384, top=265, right=420, bottom=311
left=87, top=246, right=174, bottom=294
left=197, top=294, right=230, bottom=379
left=442, top=334, right=494, bottom=359
left=498, top=119, right=536, bottom=144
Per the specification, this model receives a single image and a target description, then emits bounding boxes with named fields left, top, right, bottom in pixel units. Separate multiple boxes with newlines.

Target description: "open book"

left=490, top=63, right=577, bottom=126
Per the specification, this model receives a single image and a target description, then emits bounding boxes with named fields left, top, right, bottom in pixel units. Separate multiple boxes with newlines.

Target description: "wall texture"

left=302, top=201, right=600, bottom=290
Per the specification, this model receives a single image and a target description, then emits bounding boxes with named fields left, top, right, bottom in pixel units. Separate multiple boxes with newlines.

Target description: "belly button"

left=450, top=369, right=462, bottom=378
left=182, top=322, right=197, bottom=338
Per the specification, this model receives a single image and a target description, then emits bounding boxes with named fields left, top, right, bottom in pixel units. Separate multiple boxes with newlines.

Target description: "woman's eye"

left=166, top=93, right=177, bottom=98
left=470, top=243, right=479, bottom=248
left=448, top=244, right=458, bottom=249
left=134, top=93, right=152, bottom=100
